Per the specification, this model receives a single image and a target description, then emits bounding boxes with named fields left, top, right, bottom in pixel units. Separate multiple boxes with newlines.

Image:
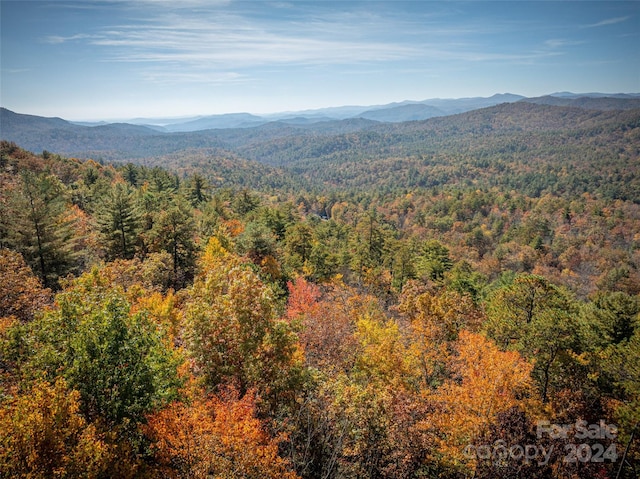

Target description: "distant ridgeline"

left=1, top=94, right=639, bottom=202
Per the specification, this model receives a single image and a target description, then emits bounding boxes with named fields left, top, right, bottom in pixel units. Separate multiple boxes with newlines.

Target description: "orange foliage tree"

left=424, top=331, right=537, bottom=473
left=285, top=277, right=321, bottom=321
left=0, top=248, right=51, bottom=322
left=294, top=280, right=365, bottom=374
left=143, top=386, right=299, bottom=479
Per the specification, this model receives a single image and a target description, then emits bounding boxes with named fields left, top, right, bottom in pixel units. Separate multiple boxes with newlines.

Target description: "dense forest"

left=0, top=101, right=639, bottom=478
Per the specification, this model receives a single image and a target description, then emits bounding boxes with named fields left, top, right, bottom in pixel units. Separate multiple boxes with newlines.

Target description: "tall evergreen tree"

left=284, top=222, right=313, bottom=271
left=416, top=239, right=453, bottom=282
left=148, top=195, right=197, bottom=288
left=96, top=182, right=141, bottom=260
left=187, top=173, right=210, bottom=206
left=121, top=163, right=138, bottom=187
left=3, top=171, right=77, bottom=289
left=484, top=274, right=582, bottom=403
left=349, top=211, right=387, bottom=275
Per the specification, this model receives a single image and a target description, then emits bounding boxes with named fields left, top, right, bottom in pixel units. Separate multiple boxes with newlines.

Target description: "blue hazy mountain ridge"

left=89, top=93, right=528, bottom=132
left=0, top=107, right=163, bottom=157
left=55, top=92, right=635, bottom=134
left=0, top=108, right=158, bottom=136
left=519, top=95, right=640, bottom=110
left=548, top=92, right=640, bottom=99
left=1, top=93, right=639, bottom=161
left=357, top=104, right=446, bottom=122
left=413, top=93, right=527, bottom=115
left=117, top=92, right=637, bottom=130
left=162, top=113, right=267, bottom=132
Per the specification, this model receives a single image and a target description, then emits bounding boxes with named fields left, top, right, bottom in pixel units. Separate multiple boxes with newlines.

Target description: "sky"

left=1, top=0, right=638, bottom=120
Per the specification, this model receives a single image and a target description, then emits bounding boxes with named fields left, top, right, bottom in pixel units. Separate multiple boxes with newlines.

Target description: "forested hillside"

left=1, top=98, right=639, bottom=478
left=3, top=103, right=640, bottom=202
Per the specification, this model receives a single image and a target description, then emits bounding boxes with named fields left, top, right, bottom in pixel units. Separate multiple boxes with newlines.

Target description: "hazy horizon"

left=5, top=91, right=640, bottom=125
left=1, top=1, right=638, bottom=121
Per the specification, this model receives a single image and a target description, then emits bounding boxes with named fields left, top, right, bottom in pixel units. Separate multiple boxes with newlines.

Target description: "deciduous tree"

left=144, top=387, right=299, bottom=479
left=186, top=239, right=303, bottom=403
left=399, top=282, right=483, bottom=388
left=425, top=331, right=536, bottom=474
left=19, top=269, right=182, bottom=430
left=0, top=377, right=113, bottom=478
left=0, top=248, right=51, bottom=322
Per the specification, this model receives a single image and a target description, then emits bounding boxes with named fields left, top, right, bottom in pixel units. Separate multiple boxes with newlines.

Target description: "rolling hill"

left=2, top=97, right=639, bottom=200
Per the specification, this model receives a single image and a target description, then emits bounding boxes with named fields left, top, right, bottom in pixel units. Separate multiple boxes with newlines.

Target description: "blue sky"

left=1, top=1, right=638, bottom=120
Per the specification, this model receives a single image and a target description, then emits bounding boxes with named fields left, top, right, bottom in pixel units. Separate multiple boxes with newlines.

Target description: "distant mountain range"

left=2, top=95, right=639, bottom=200
left=110, top=93, right=529, bottom=131
left=519, top=95, right=640, bottom=110
left=129, top=92, right=640, bottom=130
left=1, top=92, right=639, bottom=162
left=3, top=92, right=639, bottom=138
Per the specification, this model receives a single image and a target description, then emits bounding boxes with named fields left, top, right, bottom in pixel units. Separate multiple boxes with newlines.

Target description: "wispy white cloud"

left=583, top=16, right=630, bottom=28
left=3, top=68, right=31, bottom=74
left=89, top=13, right=420, bottom=66
left=140, top=70, right=247, bottom=84
left=133, top=0, right=231, bottom=6
left=44, top=33, right=95, bottom=44
left=544, top=38, right=585, bottom=49
left=441, top=49, right=564, bottom=64
left=40, top=3, right=574, bottom=85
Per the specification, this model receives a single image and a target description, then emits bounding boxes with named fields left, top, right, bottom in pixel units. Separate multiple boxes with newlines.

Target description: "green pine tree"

left=96, top=182, right=141, bottom=260
left=148, top=195, right=197, bottom=288
left=4, top=171, right=77, bottom=289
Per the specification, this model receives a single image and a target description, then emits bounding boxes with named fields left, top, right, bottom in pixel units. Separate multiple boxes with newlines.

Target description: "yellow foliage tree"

left=399, top=283, right=483, bottom=389
left=0, top=378, right=113, bottom=478
left=354, top=312, right=414, bottom=390
left=133, top=289, right=181, bottom=344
